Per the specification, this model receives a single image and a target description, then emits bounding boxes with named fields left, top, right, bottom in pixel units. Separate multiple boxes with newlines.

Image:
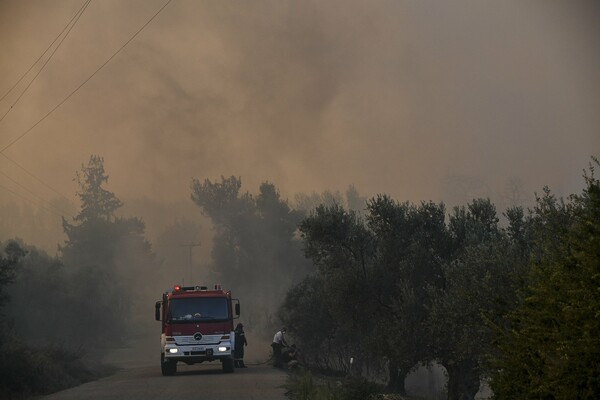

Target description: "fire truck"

left=155, top=284, right=240, bottom=375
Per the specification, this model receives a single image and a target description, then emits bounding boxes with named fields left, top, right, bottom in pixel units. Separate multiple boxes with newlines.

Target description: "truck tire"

left=161, top=353, right=177, bottom=376
left=222, top=357, right=234, bottom=373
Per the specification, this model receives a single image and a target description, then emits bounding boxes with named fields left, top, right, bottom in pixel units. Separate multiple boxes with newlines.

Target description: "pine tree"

left=59, top=155, right=156, bottom=346
left=73, top=155, right=122, bottom=223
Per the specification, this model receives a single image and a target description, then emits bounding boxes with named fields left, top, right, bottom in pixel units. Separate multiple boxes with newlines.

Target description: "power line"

left=0, top=0, right=91, bottom=104
left=0, top=0, right=92, bottom=125
left=0, top=0, right=173, bottom=154
left=0, top=153, right=72, bottom=202
left=0, top=170, right=70, bottom=215
left=0, top=183, right=63, bottom=218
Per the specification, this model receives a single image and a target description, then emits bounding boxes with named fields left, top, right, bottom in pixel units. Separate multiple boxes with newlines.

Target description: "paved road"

left=44, top=363, right=288, bottom=400
left=43, top=334, right=287, bottom=400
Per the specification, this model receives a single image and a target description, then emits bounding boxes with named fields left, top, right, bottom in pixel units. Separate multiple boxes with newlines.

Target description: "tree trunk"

left=387, top=360, right=407, bottom=395
left=445, top=361, right=480, bottom=400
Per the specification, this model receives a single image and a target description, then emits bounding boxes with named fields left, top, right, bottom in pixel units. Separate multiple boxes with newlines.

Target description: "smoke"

left=0, top=0, right=597, bottom=213
left=0, top=1, right=598, bottom=374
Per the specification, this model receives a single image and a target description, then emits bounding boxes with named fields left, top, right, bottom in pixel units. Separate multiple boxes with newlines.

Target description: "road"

left=42, top=335, right=288, bottom=400
left=43, top=363, right=288, bottom=400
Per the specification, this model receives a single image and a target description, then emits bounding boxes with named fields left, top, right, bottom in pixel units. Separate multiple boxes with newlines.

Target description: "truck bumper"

left=162, top=334, right=234, bottom=364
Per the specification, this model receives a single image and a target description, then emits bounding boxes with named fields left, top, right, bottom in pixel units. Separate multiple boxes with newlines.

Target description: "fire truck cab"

left=155, top=284, right=240, bottom=375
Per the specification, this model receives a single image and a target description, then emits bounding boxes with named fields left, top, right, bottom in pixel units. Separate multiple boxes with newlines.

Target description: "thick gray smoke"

left=0, top=0, right=598, bottom=216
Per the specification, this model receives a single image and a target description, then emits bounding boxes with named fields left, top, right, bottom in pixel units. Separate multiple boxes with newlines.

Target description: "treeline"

left=0, top=155, right=365, bottom=397
left=189, top=177, right=366, bottom=337
left=0, top=156, right=159, bottom=398
left=1, top=154, right=598, bottom=399
left=279, top=158, right=600, bottom=399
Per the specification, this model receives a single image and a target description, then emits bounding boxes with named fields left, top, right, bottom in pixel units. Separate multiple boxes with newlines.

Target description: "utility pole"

left=180, top=242, right=201, bottom=284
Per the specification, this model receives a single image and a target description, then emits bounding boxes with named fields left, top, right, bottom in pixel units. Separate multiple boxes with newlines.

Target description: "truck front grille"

left=175, top=335, right=220, bottom=345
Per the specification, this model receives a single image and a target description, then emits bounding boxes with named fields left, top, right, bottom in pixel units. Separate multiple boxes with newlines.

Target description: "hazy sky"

left=1, top=0, right=599, bottom=212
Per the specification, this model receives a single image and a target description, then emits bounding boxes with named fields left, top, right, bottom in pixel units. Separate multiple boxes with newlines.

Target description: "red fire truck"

left=155, top=284, right=240, bottom=375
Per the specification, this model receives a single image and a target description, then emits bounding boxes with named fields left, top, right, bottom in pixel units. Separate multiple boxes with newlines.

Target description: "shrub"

left=0, top=339, right=97, bottom=398
left=285, top=369, right=382, bottom=400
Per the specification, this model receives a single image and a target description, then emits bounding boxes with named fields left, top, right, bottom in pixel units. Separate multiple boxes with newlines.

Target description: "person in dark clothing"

left=281, top=344, right=300, bottom=369
left=234, top=323, right=248, bottom=368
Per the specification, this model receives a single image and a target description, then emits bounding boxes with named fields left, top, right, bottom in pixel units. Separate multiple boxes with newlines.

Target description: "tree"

left=60, top=155, right=157, bottom=346
left=288, top=197, right=450, bottom=393
left=72, top=155, right=122, bottom=223
left=4, top=241, right=71, bottom=345
left=294, top=190, right=345, bottom=213
left=490, top=159, right=600, bottom=399
left=191, top=176, right=310, bottom=333
left=366, top=196, right=449, bottom=394
left=0, top=239, right=99, bottom=398
left=0, top=241, right=25, bottom=316
left=286, top=193, right=535, bottom=399
left=279, top=274, right=339, bottom=369
left=425, top=198, right=532, bottom=400
left=294, top=185, right=367, bottom=215
left=293, top=203, right=377, bottom=373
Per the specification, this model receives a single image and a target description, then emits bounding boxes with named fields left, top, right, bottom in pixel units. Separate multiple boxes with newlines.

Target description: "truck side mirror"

left=235, top=303, right=240, bottom=316
left=155, top=301, right=162, bottom=321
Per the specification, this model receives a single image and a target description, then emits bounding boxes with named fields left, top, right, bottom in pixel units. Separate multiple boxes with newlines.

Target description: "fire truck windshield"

left=167, top=297, right=229, bottom=323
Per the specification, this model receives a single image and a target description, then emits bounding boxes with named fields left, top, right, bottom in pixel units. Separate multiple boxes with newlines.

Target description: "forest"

left=1, top=155, right=599, bottom=400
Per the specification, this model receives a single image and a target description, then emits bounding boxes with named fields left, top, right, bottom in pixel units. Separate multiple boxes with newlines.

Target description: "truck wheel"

left=222, top=357, right=234, bottom=373
left=161, top=353, right=177, bottom=376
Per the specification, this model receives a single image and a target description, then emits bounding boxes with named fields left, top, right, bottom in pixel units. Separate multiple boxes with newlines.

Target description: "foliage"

left=282, top=164, right=600, bottom=400
left=59, top=155, right=158, bottom=346
left=366, top=196, right=450, bottom=393
left=279, top=274, right=338, bottom=368
left=0, top=156, right=157, bottom=397
left=294, top=185, right=368, bottom=215
left=0, top=241, right=25, bottom=314
left=3, top=241, right=72, bottom=346
left=425, top=199, right=531, bottom=399
left=489, top=159, right=600, bottom=399
left=284, top=198, right=453, bottom=394
left=0, top=340, right=101, bottom=398
left=0, top=240, right=113, bottom=399
left=285, top=370, right=381, bottom=400
left=191, top=177, right=311, bottom=333
left=285, top=370, right=337, bottom=400
left=284, top=204, right=378, bottom=373
left=73, top=154, right=123, bottom=222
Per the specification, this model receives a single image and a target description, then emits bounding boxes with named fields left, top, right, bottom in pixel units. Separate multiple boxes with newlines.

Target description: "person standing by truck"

left=234, top=323, right=248, bottom=368
left=271, top=327, right=288, bottom=368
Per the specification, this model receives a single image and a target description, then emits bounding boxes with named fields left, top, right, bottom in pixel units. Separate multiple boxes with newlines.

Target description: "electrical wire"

left=0, top=0, right=91, bottom=104
left=0, top=170, right=70, bottom=215
left=0, top=0, right=92, bottom=125
left=0, top=183, right=63, bottom=218
left=0, top=0, right=172, bottom=217
left=0, top=0, right=173, bottom=154
left=0, top=153, right=72, bottom=202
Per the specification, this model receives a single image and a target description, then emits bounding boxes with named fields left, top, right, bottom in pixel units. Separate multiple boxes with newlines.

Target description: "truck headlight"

left=169, top=348, right=178, bottom=354
left=218, top=346, right=228, bottom=352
